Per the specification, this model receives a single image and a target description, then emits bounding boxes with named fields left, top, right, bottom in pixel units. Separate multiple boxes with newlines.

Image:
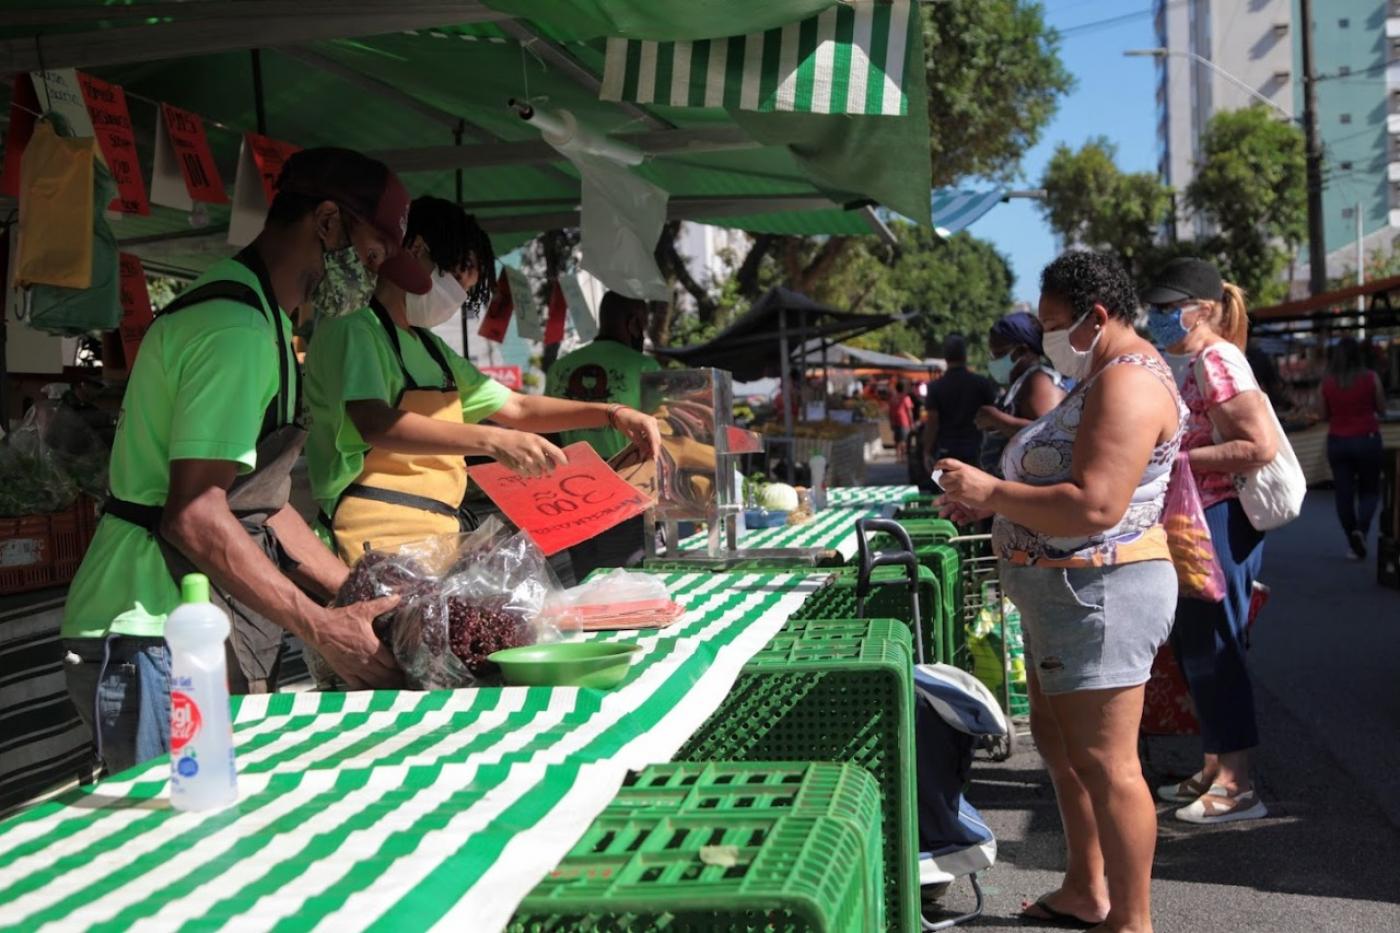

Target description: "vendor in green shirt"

left=63, top=149, right=420, bottom=773
left=546, top=292, right=661, bottom=576
left=304, top=196, right=661, bottom=565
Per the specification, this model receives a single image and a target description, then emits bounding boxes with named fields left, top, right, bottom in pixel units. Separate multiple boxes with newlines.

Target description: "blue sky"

left=971, top=0, right=1160, bottom=303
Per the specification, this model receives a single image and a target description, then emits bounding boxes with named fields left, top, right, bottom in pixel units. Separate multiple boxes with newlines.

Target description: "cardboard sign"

left=152, top=103, right=227, bottom=207
left=117, top=252, right=155, bottom=368
left=503, top=266, right=539, bottom=340
left=545, top=279, right=567, bottom=345
left=77, top=73, right=148, bottom=215
left=560, top=271, right=599, bottom=343
left=29, top=69, right=94, bottom=138
left=228, top=131, right=300, bottom=247
left=481, top=364, right=522, bottom=390
left=478, top=268, right=514, bottom=342
left=1, top=75, right=40, bottom=198
left=470, top=442, right=652, bottom=556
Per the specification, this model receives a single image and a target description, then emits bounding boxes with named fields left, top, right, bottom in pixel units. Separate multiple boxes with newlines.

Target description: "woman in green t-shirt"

left=304, top=197, right=660, bottom=563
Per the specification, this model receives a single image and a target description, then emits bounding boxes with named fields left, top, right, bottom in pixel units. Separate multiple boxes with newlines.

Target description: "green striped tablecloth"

left=679, top=485, right=917, bottom=560
left=0, top=572, right=827, bottom=933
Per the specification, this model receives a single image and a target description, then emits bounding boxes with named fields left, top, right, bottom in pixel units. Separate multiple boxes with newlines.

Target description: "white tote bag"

left=1195, top=354, right=1305, bottom=531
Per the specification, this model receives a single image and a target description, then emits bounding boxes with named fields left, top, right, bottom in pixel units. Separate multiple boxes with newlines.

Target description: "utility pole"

left=1300, top=0, right=1327, bottom=296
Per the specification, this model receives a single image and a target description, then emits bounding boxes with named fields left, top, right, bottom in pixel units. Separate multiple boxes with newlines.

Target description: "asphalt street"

left=902, top=477, right=1400, bottom=932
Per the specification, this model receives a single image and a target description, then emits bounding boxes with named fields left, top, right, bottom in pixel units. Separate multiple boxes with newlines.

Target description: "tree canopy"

left=1039, top=137, right=1173, bottom=279
left=1185, top=106, right=1306, bottom=305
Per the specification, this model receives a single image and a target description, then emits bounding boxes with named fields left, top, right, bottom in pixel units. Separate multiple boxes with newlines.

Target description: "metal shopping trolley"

left=946, top=533, right=1027, bottom=762
left=853, top=519, right=1005, bottom=930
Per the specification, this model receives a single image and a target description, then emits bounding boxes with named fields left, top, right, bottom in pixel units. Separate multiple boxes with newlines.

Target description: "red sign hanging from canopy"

left=117, top=252, right=155, bottom=369
left=160, top=103, right=227, bottom=204
left=478, top=268, right=514, bottom=343
left=245, top=132, right=299, bottom=201
left=545, top=279, right=567, bottom=345
left=78, top=73, right=147, bottom=214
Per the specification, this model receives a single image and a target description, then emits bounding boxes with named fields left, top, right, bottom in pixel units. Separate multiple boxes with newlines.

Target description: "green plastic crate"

left=675, top=620, right=917, bottom=933
left=789, top=566, right=945, bottom=666
left=611, top=762, right=882, bottom=833
left=510, top=811, right=879, bottom=932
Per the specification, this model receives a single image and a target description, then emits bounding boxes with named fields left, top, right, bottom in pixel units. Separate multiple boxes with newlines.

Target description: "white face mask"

left=405, top=268, right=468, bottom=328
left=1042, top=311, right=1102, bottom=381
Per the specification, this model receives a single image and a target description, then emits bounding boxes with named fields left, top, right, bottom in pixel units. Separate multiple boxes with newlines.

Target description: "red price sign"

left=245, top=131, right=299, bottom=201
left=478, top=268, right=514, bottom=343
left=545, top=279, right=567, bottom=345
left=160, top=103, right=227, bottom=204
left=78, top=72, right=148, bottom=214
left=481, top=364, right=522, bottom=390
left=469, top=442, right=653, bottom=556
left=117, top=253, right=155, bottom=369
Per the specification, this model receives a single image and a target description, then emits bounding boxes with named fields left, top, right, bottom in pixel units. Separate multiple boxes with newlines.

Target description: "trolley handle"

left=854, top=517, right=925, bottom=665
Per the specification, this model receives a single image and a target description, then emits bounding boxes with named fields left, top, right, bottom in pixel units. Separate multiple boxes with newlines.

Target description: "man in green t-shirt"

left=546, top=292, right=661, bottom=575
left=546, top=292, right=661, bottom=460
left=63, top=148, right=419, bottom=773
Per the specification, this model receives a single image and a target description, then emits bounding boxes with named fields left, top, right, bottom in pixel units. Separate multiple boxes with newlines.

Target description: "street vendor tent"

left=654, top=286, right=903, bottom=381
left=0, top=0, right=934, bottom=278
left=800, top=339, right=945, bottom=373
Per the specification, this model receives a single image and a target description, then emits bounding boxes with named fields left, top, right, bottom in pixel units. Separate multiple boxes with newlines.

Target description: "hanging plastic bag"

left=0, top=403, right=79, bottom=516
left=17, top=117, right=96, bottom=289
left=1163, top=452, right=1226, bottom=602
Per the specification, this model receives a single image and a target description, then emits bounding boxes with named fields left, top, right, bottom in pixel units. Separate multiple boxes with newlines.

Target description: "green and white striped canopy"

left=680, top=486, right=917, bottom=559
left=600, top=0, right=916, bottom=115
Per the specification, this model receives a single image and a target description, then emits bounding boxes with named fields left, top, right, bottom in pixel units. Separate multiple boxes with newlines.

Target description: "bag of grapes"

left=332, top=518, right=562, bottom=690
left=391, top=519, right=563, bottom=689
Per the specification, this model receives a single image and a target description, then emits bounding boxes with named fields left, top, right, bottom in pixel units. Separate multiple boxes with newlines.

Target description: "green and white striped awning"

left=679, top=485, right=917, bottom=559
left=599, top=0, right=915, bottom=115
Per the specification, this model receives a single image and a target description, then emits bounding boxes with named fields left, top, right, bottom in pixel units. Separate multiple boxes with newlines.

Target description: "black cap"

left=1141, top=257, right=1224, bottom=305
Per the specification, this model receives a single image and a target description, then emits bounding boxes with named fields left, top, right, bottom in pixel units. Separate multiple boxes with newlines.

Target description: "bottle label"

left=170, top=690, right=203, bottom=751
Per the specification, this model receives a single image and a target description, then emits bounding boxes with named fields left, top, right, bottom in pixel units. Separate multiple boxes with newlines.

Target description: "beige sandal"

left=1156, top=772, right=1209, bottom=804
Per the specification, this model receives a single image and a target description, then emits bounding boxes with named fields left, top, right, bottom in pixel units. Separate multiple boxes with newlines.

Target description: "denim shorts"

left=1000, top=559, right=1177, bottom=695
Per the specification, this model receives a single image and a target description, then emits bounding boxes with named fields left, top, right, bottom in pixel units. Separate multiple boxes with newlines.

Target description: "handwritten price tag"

left=469, top=442, right=653, bottom=556
left=478, top=268, right=513, bottom=342
left=159, top=103, right=227, bottom=204
left=117, top=252, right=154, bottom=369
left=77, top=72, right=147, bottom=214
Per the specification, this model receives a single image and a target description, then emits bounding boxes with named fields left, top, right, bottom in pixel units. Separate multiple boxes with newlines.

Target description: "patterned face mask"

left=311, top=230, right=376, bottom=319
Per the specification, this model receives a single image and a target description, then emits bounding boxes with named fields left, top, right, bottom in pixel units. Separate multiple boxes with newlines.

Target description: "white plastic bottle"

left=165, top=574, right=238, bottom=811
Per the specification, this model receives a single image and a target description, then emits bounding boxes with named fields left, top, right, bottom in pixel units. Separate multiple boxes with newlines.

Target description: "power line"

left=1057, top=1, right=1189, bottom=39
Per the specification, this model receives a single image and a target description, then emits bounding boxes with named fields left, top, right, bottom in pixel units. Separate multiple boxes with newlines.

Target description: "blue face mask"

left=1146, top=304, right=1194, bottom=350
left=988, top=352, right=1017, bottom=385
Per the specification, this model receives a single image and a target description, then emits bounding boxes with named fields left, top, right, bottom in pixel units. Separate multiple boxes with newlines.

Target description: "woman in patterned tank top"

left=938, top=252, right=1183, bottom=933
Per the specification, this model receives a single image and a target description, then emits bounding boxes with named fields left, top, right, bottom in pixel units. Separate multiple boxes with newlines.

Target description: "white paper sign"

left=29, top=69, right=94, bottom=137
left=559, top=271, right=599, bottom=343
left=227, top=138, right=264, bottom=247
left=503, top=266, right=538, bottom=340
left=149, top=109, right=192, bottom=210
left=804, top=401, right=827, bottom=422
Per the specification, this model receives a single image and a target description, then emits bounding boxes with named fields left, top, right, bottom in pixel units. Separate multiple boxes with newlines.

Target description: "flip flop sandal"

left=1018, top=896, right=1100, bottom=929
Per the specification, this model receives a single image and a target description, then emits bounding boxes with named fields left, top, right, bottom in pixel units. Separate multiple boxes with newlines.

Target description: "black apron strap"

left=339, top=483, right=466, bottom=524
left=369, top=298, right=457, bottom=393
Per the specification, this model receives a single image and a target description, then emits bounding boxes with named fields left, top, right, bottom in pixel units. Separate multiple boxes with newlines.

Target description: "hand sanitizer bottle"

left=165, top=574, right=237, bottom=811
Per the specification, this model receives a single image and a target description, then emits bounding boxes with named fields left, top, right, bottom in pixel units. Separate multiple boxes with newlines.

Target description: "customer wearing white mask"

left=304, top=196, right=660, bottom=563
left=936, top=251, right=1185, bottom=933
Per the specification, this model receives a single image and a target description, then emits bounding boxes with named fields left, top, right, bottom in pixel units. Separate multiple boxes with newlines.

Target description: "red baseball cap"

left=274, top=147, right=430, bottom=295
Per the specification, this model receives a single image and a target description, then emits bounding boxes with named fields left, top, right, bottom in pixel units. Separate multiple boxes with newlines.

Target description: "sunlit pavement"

left=865, top=453, right=1400, bottom=932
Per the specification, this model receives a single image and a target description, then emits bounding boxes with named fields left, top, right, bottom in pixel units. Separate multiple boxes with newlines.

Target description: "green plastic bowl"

left=488, top=642, right=641, bottom=689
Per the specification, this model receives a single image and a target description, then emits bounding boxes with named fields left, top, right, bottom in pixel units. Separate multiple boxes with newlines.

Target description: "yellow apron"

left=330, top=300, right=471, bottom=565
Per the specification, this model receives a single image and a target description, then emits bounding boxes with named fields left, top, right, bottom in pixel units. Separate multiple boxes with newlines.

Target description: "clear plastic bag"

left=334, top=518, right=562, bottom=690
left=0, top=403, right=81, bottom=517
left=1163, top=452, right=1226, bottom=603
left=546, top=568, right=683, bottom=632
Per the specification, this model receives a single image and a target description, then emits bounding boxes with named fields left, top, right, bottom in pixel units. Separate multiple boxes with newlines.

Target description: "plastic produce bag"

left=0, top=403, right=82, bottom=516
left=332, top=518, right=562, bottom=690
left=1163, top=452, right=1226, bottom=603
left=546, top=568, right=685, bottom=631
